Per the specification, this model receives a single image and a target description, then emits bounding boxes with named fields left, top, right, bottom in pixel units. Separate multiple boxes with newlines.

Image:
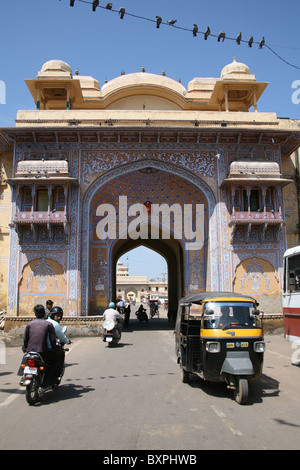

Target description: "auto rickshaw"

left=174, top=292, right=265, bottom=404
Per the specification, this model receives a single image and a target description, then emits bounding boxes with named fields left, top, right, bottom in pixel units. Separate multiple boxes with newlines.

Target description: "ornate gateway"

left=1, top=58, right=299, bottom=317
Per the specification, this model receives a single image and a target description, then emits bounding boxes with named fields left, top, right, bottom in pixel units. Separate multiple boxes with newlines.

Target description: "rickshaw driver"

left=203, top=303, right=242, bottom=329
left=220, top=304, right=255, bottom=329
left=220, top=306, right=239, bottom=328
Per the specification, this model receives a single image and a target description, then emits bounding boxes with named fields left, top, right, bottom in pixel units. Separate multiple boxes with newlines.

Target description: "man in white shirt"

left=103, top=302, right=123, bottom=335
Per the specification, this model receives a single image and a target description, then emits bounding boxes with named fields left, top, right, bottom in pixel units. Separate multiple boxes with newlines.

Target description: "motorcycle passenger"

left=47, top=306, right=71, bottom=345
left=22, top=304, right=57, bottom=385
left=47, top=306, right=71, bottom=384
left=117, top=299, right=125, bottom=315
left=103, top=302, right=123, bottom=336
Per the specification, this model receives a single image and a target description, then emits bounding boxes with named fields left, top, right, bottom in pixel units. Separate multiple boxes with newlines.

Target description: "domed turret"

left=221, top=57, right=255, bottom=81
left=38, top=60, right=73, bottom=78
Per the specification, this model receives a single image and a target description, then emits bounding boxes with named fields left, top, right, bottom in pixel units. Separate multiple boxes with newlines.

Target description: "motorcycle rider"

left=47, top=306, right=71, bottom=383
left=136, top=303, right=148, bottom=321
left=21, top=304, right=57, bottom=385
left=137, top=304, right=146, bottom=315
left=103, top=302, right=123, bottom=337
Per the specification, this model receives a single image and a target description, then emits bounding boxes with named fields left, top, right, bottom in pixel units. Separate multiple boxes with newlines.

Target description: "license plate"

left=106, top=337, right=113, bottom=342
left=24, top=366, right=37, bottom=374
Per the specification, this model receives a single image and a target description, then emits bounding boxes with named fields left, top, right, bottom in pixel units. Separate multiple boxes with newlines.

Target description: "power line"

left=63, top=0, right=300, bottom=71
left=264, top=44, right=300, bottom=71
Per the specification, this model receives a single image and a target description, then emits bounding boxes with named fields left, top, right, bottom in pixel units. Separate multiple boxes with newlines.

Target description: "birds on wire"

left=68, top=0, right=265, bottom=49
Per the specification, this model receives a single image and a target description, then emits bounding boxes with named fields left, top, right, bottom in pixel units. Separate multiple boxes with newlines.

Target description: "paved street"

left=1, top=308, right=300, bottom=451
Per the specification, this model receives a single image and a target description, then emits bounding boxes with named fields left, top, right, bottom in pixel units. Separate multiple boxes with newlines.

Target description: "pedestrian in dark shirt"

left=45, top=299, right=54, bottom=318
left=124, top=302, right=131, bottom=327
left=22, top=304, right=57, bottom=385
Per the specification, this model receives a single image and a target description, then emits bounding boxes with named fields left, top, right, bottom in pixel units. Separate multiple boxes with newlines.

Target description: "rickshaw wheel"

left=180, top=360, right=189, bottom=383
left=234, top=377, right=248, bottom=405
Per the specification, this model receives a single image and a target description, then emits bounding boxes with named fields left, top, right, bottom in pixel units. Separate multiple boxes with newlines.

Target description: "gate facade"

left=1, top=58, right=299, bottom=316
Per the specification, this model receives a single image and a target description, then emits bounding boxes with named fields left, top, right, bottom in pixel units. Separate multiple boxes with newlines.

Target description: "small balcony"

left=229, top=210, right=283, bottom=225
left=13, top=210, right=67, bottom=225
left=229, top=209, right=284, bottom=242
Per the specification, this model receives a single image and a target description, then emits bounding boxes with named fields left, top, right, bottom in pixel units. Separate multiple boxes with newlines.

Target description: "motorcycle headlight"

left=206, top=341, right=221, bottom=353
left=254, top=341, right=265, bottom=353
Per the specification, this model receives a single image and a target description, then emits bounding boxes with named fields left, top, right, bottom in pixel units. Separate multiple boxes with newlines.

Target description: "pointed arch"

left=80, top=158, right=219, bottom=315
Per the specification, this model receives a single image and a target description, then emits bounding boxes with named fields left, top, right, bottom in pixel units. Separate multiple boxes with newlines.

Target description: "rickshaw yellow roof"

left=180, top=292, right=256, bottom=305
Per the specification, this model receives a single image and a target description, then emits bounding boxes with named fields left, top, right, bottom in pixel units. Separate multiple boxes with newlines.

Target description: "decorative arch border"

left=80, top=158, right=219, bottom=314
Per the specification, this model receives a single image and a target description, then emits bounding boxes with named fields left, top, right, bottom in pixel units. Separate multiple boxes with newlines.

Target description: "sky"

left=0, top=0, right=299, bottom=279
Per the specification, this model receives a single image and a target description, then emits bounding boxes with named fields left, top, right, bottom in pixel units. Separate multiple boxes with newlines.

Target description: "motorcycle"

left=149, top=300, right=159, bottom=319
left=135, top=308, right=148, bottom=322
left=102, top=319, right=122, bottom=346
left=19, top=326, right=69, bottom=405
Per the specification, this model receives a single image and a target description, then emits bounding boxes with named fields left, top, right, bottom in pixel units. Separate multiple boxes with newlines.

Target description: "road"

left=1, top=308, right=300, bottom=451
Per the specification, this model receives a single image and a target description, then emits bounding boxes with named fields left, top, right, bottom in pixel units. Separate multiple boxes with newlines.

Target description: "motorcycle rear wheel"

left=25, top=376, right=40, bottom=405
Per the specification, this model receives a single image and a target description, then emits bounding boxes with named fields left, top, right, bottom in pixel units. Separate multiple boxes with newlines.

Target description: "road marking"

left=65, top=339, right=82, bottom=355
left=0, top=388, right=23, bottom=408
left=267, top=349, right=290, bottom=360
left=211, top=405, right=243, bottom=436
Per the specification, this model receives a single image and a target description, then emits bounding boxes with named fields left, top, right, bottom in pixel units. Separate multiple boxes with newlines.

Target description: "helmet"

left=50, top=306, right=63, bottom=319
left=108, top=302, right=115, bottom=308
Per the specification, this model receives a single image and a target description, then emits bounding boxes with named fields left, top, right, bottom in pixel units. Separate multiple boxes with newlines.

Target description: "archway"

left=117, top=246, right=168, bottom=303
left=81, top=159, right=219, bottom=315
left=112, top=237, right=184, bottom=321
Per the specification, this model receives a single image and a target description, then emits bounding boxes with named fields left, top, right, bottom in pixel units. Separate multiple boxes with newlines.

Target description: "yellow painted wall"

left=233, top=257, right=279, bottom=296
left=18, top=257, right=67, bottom=316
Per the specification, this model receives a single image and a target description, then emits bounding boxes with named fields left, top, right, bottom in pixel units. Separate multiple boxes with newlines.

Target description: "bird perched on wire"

left=167, top=19, right=177, bottom=26
left=106, top=3, right=112, bottom=9
left=119, top=7, right=125, bottom=19
left=156, top=16, right=162, bottom=28
left=259, top=37, right=265, bottom=49
left=92, top=0, right=99, bottom=12
left=193, top=24, right=198, bottom=37
left=218, top=31, right=226, bottom=42
left=70, top=0, right=75, bottom=6
left=204, top=26, right=210, bottom=40
left=248, top=36, right=254, bottom=47
left=236, top=32, right=242, bottom=45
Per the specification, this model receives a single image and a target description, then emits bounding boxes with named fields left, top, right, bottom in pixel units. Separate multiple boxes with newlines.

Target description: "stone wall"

left=4, top=315, right=103, bottom=334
